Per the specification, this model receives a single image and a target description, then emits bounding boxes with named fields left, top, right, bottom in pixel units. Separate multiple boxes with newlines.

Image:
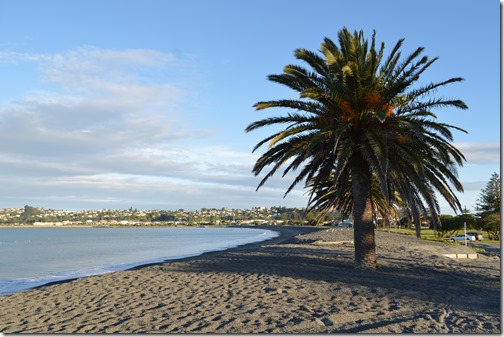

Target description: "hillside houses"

left=0, top=206, right=338, bottom=227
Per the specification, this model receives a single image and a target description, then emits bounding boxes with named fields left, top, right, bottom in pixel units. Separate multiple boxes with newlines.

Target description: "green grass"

left=379, top=228, right=498, bottom=243
left=380, top=228, right=442, bottom=242
left=378, top=228, right=494, bottom=252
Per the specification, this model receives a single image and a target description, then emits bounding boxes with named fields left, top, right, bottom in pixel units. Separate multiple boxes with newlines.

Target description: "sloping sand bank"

left=0, top=227, right=500, bottom=333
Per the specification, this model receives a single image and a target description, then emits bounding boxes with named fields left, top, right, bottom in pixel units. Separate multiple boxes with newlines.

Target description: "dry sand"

left=0, top=226, right=500, bottom=333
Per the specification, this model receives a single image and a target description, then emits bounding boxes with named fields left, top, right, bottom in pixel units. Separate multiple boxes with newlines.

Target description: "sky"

left=0, top=0, right=500, bottom=213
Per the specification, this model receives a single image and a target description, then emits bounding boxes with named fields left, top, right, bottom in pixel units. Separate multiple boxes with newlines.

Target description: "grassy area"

left=379, top=228, right=499, bottom=243
left=377, top=228, right=500, bottom=254
left=380, top=228, right=442, bottom=242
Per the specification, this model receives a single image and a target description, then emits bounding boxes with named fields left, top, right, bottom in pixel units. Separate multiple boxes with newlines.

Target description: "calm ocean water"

left=0, top=227, right=278, bottom=295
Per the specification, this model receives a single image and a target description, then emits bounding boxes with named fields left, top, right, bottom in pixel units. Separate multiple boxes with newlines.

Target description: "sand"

left=0, top=226, right=500, bottom=333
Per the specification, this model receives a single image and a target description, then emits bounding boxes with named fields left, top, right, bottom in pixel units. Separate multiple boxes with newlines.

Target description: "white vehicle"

left=448, top=234, right=476, bottom=242
left=466, top=232, right=484, bottom=241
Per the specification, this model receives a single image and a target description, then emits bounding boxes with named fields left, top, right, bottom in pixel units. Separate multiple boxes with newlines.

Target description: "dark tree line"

left=436, top=173, right=500, bottom=240
left=475, top=172, right=500, bottom=240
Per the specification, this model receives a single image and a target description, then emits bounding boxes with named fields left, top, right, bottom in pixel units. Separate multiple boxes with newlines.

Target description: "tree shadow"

left=161, top=244, right=500, bottom=316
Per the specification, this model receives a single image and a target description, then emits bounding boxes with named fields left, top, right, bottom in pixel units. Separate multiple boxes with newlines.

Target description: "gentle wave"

left=0, top=227, right=278, bottom=295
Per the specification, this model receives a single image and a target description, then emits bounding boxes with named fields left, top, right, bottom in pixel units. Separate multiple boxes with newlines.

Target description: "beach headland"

left=0, top=226, right=500, bottom=333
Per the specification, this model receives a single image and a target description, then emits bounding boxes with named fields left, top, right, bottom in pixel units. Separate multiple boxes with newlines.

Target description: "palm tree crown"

left=246, top=28, right=467, bottom=269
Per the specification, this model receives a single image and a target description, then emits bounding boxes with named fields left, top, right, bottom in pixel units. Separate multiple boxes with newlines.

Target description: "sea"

left=0, top=227, right=278, bottom=295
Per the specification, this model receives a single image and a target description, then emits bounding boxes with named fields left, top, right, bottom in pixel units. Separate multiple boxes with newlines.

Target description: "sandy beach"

left=0, top=226, right=500, bottom=333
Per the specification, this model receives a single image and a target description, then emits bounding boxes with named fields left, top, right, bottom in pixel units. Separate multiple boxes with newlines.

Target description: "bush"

left=437, top=214, right=475, bottom=238
left=477, top=212, right=500, bottom=240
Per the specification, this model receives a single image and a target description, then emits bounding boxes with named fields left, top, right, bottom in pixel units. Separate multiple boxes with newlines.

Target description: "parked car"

left=448, top=234, right=476, bottom=242
left=331, top=220, right=352, bottom=228
left=466, top=232, right=483, bottom=241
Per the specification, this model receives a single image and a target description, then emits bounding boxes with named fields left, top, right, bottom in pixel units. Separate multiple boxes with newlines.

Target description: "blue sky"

left=0, top=0, right=500, bottom=213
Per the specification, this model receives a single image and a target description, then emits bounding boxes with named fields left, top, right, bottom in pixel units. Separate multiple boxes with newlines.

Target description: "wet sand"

left=0, top=226, right=500, bottom=333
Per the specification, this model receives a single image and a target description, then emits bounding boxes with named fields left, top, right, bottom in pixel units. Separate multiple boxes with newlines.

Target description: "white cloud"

left=0, top=47, right=192, bottom=157
left=455, top=142, right=500, bottom=165
left=461, top=180, right=488, bottom=191
left=0, top=46, right=310, bottom=210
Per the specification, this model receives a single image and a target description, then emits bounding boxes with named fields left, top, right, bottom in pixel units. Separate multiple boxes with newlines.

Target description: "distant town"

left=0, top=205, right=344, bottom=227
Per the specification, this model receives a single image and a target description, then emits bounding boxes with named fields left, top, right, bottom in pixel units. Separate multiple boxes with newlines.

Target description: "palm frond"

left=247, top=27, right=467, bottom=229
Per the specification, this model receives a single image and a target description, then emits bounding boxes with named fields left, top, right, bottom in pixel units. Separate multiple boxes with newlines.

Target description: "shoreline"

left=0, top=226, right=500, bottom=333
left=128, top=225, right=322, bottom=268
left=3, top=225, right=320, bottom=296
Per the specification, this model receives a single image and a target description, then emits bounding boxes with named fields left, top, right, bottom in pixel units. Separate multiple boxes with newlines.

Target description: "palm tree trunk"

left=350, top=154, right=377, bottom=270
left=431, top=212, right=440, bottom=237
left=413, top=211, right=421, bottom=239
left=409, top=192, right=421, bottom=239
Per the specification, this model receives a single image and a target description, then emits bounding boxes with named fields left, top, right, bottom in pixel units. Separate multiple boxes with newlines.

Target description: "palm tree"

left=245, top=28, right=467, bottom=270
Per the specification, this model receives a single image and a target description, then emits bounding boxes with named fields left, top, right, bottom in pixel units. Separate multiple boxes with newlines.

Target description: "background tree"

left=437, top=213, right=475, bottom=238
left=437, top=214, right=458, bottom=238
left=476, top=172, right=500, bottom=213
left=20, top=205, right=41, bottom=224
left=246, top=28, right=467, bottom=270
left=478, top=212, right=500, bottom=240
left=475, top=172, right=500, bottom=240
